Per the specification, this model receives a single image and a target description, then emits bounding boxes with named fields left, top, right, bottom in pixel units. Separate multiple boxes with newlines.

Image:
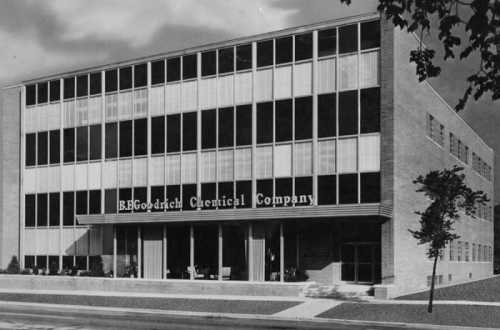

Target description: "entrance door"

left=341, top=243, right=380, bottom=284
left=142, top=226, right=163, bottom=279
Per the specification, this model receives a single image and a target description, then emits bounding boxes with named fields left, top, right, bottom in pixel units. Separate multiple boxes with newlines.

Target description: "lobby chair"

left=221, top=267, right=231, bottom=280
left=187, top=266, right=205, bottom=279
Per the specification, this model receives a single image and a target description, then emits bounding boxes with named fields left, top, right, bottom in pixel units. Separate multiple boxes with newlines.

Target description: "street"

left=0, top=303, right=432, bottom=330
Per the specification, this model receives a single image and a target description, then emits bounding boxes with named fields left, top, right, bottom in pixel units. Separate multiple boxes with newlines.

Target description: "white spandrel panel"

left=359, top=51, right=379, bottom=88
left=36, top=167, right=49, bottom=192
left=118, top=159, right=132, bottom=187
left=47, top=103, right=61, bottom=130
left=165, top=154, right=180, bottom=185
left=88, top=96, right=101, bottom=124
left=235, top=72, right=252, bottom=105
left=75, top=227, right=89, bottom=255
left=318, top=139, right=336, bottom=175
left=200, top=151, right=216, bottom=183
left=338, top=138, right=357, bottom=173
left=61, top=164, right=74, bottom=191
left=118, top=91, right=133, bottom=120
left=149, top=156, right=165, bottom=186
left=255, top=146, right=273, bottom=179
left=133, top=158, right=147, bottom=186
left=88, top=162, right=101, bottom=189
left=218, top=75, right=234, bottom=107
left=76, top=98, right=88, bottom=126
left=318, top=58, right=336, bottom=94
left=199, top=78, right=217, bottom=110
left=294, top=62, right=312, bottom=97
left=24, top=168, right=36, bottom=193
left=37, top=104, right=49, bottom=131
left=294, top=142, right=312, bottom=176
left=74, top=163, right=88, bottom=191
left=24, top=229, right=37, bottom=255
left=105, top=94, right=118, bottom=122
left=89, top=226, right=103, bottom=255
left=182, top=80, right=198, bottom=112
left=47, top=166, right=61, bottom=192
left=339, top=54, right=358, bottom=91
left=63, top=101, right=75, bottom=128
left=181, top=153, right=197, bottom=184
left=217, top=149, right=234, bottom=182
left=255, top=69, right=273, bottom=102
left=274, top=144, right=292, bottom=177
left=150, top=86, right=165, bottom=116
left=62, top=228, right=75, bottom=255
left=102, top=161, right=117, bottom=188
left=134, top=88, right=148, bottom=118
left=235, top=148, right=251, bottom=180
left=358, top=134, right=380, bottom=172
left=165, top=83, right=181, bottom=114
left=274, top=65, right=292, bottom=100
left=24, top=107, right=36, bottom=133
left=47, top=228, right=59, bottom=254
left=35, top=229, right=48, bottom=255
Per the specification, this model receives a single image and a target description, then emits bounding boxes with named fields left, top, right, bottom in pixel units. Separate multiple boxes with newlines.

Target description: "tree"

left=412, top=166, right=488, bottom=313
left=341, top=0, right=500, bottom=110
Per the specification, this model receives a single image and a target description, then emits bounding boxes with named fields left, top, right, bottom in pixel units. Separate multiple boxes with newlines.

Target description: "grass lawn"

left=319, top=302, right=500, bottom=328
left=398, top=275, right=500, bottom=301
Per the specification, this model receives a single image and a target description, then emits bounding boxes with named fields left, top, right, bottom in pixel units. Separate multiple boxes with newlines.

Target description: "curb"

left=0, top=300, right=497, bottom=330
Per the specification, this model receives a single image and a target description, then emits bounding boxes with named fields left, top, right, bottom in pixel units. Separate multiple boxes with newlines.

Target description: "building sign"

left=118, top=193, right=314, bottom=212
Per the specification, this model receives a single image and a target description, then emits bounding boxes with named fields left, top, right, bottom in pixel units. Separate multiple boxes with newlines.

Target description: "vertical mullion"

left=335, top=27, right=339, bottom=205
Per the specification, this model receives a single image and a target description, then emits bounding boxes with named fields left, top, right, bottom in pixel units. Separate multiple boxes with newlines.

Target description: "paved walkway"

left=274, top=299, right=343, bottom=318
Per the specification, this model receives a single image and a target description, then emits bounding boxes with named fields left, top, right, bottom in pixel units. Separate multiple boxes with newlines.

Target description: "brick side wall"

left=0, top=87, right=21, bottom=268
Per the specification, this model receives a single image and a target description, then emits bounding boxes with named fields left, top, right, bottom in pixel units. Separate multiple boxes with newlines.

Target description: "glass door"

left=341, top=242, right=380, bottom=284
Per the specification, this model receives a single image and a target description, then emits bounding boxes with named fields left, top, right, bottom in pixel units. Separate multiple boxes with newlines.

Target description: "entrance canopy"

left=77, top=203, right=392, bottom=225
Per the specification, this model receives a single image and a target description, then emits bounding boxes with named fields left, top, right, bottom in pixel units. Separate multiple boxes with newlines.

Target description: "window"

left=151, top=60, right=165, bottom=85
left=119, top=67, right=132, bottom=90
left=76, top=126, right=88, bottom=161
left=26, top=134, right=36, bottom=166
left=50, top=80, right=60, bottom=102
left=236, top=44, right=252, bottom=70
left=236, top=105, right=252, bottom=146
left=182, top=184, right=197, bottom=211
left=105, top=69, right=118, bottom=93
left=218, top=107, right=234, bottom=147
left=133, top=187, right=147, bottom=213
left=361, top=21, right=380, bottom=50
left=202, top=51, right=216, bottom=76
left=295, top=96, right=312, bottom=140
left=134, top=63, right=147, bottom=88
left=257, top=102, right=273, bottom=143
left=37, top=82, right=48, bottom=104
left=339, top=173, right=357, bottom=204
left=276, top=99, right=292, bottom=142
left=339, top=90, right=358, bottom=136
left=37, top=256, right=47, bottom=269
left=167, top=57, right=181, bottom=82
left=276, top=36, right=293, bottom=64
left=88, top=190, right=100, bottom=214
left=166, top=185, right=180, bottom=212
left=134, top=119, right=147, bottom=156
left=167, top=114, right=181, bottom=152
left=218, top=182, right=234, bottom=208
left=257, top=40, right=273, bottom=67
left=150, top=186, right=165, bottom=212
left=105, top=189, right=117, bottom=214
left=449, top=241, right=455, bottom=261
left=318, top=93, right=336, bottom=138
left=119, top=121, right=132, bottom=157
left=339, top=24, right=358, bottom=54
left=89, top=124, right=101, bottom=160
left=182, top=112, right=197, bottom=151
left=201, top=183, right=216, bottom=209
left=257, top=179, right=273, bottom=208
left=295, top=33, right=312, bottom=61
left=458, top=241, right=462, bottom=261
left=361, top=88, right=380, bottom=133
left=64, top=77, right=75, bottom=99
left=49, top=193, right=59, bottom=226
left=236, top=181, right=252, bottom=208
left=77, top=75, right=88, bottom=97
left=151, top=116, right=165, bottom=154
left=76, top=191, right=88, bottom=215
left=295, top=177, right=313, bottom=205
left=202, top=109, right=216, bottom=149
left=182, top=54, right=197, bottom=80
left=219, top=47, right=234, bottom=74
left=465, top=242, right=470, bottom=262
left=25, top=256, right=35, bottom=269
left=426, top=114, right=445, bottom=146
left=49, top=130, right=60, bottom=164
left=63, top=191, right=74, bottom=225
left=89, top=72, right=101, bottom=95
left=274, top=178, right=292, bottom=207
left=119, top=188, right=132, bottom=213
left=318, top=28, right=337, bottom=57
left=25, top=195, right=36, bottom=227
left=37, top=131, right=48, bottom=165
left=361, top=172, right=380, bottom=203
left=105, top=123, right=118, bottom=159
left=318, top=175, right=336, bottom=205
left=62, top=256, right=73, bottom=269
left=26, top=85, right=36, bottom=106
left=63, top=128, right=75, bottom=163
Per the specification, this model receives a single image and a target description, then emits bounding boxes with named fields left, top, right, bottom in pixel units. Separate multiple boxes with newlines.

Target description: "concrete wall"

left=389, top=28, right=494, bottom=297
left=0, top=88, right=21, bottom=269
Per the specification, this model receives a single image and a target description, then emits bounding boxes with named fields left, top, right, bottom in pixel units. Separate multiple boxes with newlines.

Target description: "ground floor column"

left=248, top=223, right=253, bottom=281
left=163, top=225, right=167, bottom=279
left=218, top=224, right=223, bottom=281
left=137, top=226, right=142, bottom=278
left=113, top=225, right=117, bottom=278
left=280, top=223, right=284, bottom=282
left=189, top=225, right=194, bottom=280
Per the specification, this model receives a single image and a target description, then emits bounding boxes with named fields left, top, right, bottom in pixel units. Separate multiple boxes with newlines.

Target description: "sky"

left=1, top=0, right=499, bottom=202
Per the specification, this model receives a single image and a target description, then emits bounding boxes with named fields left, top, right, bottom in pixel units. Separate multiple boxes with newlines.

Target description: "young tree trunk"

left=428, top=255, right=438, bottom=313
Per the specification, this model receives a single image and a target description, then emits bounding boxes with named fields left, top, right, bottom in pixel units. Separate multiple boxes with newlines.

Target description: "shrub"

left=6, top=256, right=20, bottom=274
